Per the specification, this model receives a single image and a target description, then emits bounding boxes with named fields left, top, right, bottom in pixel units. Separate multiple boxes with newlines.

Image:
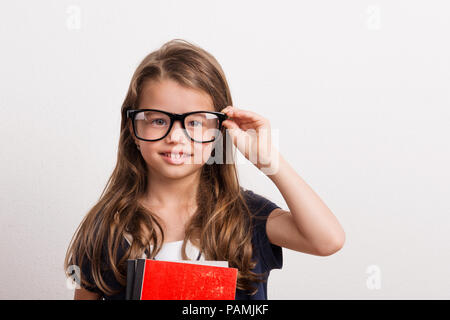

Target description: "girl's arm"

left=74, top=287, right=102, bottom=300
left=221, top=106, right=345, bottom=256
left=265, top=152, right=345, bottom=256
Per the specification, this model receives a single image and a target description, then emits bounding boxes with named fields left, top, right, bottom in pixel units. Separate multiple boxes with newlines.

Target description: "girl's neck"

left=143, top=168, right=201, bottom=210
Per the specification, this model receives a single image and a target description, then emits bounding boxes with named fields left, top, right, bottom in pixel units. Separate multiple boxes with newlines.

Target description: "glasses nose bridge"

left=170, top=113, right=186, bottom=130
left=166, top=113, right=189, bottom=141
left=170, top=113, right=186, bottom=127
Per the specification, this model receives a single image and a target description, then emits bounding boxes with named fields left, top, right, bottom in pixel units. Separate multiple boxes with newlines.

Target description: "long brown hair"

left=64, top=39, right=267, bottom=296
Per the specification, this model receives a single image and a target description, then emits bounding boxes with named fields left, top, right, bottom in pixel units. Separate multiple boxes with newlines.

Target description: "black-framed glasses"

left=126, top=108, right=229, bottom=143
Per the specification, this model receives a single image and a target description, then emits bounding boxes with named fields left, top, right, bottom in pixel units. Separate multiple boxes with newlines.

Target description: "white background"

left=0, top=0, right=449, bottom=299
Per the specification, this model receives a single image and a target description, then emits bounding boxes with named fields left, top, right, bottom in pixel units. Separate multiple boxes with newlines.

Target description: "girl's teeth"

left=165, top=153, right=187, bottom=159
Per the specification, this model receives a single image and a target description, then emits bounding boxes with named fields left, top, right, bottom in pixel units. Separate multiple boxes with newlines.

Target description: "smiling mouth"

left=159, top=152, right=192, bottom=159
left=160, top=152, right=191, bottom=157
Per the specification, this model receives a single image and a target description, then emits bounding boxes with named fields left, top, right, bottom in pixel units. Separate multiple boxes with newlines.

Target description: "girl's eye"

left=151, top=118, right=167, bottom=126
left=188, top=120, right=202, bottom=127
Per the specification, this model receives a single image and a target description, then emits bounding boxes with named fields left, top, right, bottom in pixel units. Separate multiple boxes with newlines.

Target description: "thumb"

left=223, top=120, right=250, bottom=154
left=222, top=119, right=242, bottom=144
left=222, top=119, right=239, bottom=130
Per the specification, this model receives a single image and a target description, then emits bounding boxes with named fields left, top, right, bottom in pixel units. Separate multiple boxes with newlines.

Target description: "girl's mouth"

left=159, top=152, right=192, bottom=165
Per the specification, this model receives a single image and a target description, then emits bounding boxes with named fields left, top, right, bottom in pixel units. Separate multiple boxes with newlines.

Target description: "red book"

left=127, top=259, right=238, bottom=300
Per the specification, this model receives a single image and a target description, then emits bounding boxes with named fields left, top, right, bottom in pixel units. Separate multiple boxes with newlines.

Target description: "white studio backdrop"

left=0, top=0, right=449, bottom=299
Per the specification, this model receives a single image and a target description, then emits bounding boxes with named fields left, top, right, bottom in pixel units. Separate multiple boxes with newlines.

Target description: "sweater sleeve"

left=242, top=188, right=283, bottom=271
left=79, top=252, right=104, bottom=295
left=78, top=237, right=128, bottom=298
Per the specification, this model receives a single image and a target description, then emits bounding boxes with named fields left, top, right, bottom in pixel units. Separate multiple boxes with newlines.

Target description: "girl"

left=64, top=39, right=345, bottom=300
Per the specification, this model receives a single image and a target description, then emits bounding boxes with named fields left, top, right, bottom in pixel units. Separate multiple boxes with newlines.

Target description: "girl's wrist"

left=256, top=146, right=281, bottom=176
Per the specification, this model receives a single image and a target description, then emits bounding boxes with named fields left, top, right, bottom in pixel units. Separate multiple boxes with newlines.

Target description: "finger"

left=222, top=119, right=239, bottom=130
left=225, top=116, right=265, bottom=132
left=227, top=108, right=266, bottom=122
left=223, top=119, right=246, bottom=148
left=220, top=105, right=234, bottom=113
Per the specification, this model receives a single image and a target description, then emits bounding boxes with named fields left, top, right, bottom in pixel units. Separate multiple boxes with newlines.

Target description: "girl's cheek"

left=190, top=144, right=213, bottom=164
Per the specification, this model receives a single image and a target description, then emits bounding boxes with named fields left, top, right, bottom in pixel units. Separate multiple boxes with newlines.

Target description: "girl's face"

left=130, top=79, right=217, bottom=180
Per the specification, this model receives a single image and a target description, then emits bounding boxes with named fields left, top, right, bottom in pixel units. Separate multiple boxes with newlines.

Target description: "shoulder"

left=239, top=187, right=284, bottom=271
left=240, top=187, right=281, bottom=217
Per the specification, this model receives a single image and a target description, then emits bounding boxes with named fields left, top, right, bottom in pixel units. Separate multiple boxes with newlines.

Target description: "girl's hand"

left=220, top=106, right=279, bottom=173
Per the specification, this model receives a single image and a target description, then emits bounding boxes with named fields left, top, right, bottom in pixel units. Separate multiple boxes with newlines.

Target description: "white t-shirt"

left=123, top=233, right=228, bottom=267
left=123, top=233, right=203, bottom=261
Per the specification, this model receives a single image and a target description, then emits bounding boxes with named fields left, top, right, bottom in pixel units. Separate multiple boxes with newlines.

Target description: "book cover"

left=126, top=259, right=237, bottom=300
left=126, top=259, right=136, bottom=300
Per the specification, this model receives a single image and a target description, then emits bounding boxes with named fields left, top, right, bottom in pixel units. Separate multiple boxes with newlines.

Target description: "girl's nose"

left=166, top=120, right=189, bottom=143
